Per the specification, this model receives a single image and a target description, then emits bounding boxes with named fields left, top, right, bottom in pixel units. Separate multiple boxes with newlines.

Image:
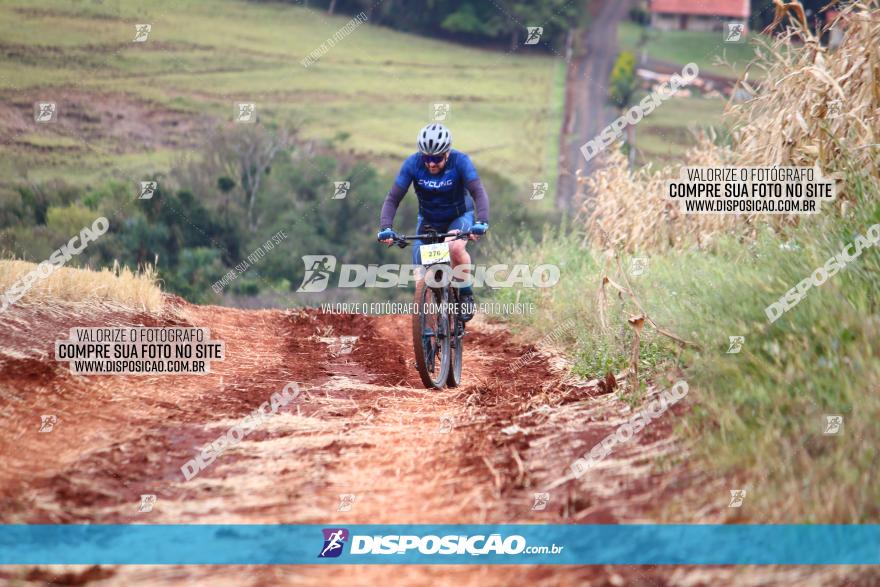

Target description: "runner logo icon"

left=319, top=528, right=349, bottom=558
left=297, top=255, right=337, bottom=292
left=725, top=22, right=744, bottom=42
left=525, top=27, right=543, bottom=45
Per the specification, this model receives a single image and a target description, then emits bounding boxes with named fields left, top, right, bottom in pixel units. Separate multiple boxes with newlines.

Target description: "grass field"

left=617, top=21, right=754, bottom=165
left=618, top=20, right=759, bottom=79
left=611, top=20, right=757, bottom=167
left=632, top=93, right=727, bottom=166
left=0, top=0, right=564, bottom=201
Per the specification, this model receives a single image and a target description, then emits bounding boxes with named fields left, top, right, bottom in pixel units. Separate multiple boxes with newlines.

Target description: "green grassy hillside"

left=0, top=0, right=564, bottom=198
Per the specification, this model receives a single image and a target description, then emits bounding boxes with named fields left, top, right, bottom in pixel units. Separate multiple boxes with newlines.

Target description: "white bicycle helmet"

left=417, top=123, right=452, bottom=155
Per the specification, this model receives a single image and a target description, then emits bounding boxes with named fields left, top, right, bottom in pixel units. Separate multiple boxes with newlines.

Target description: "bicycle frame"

left=384, top=228, right=471, bottom=389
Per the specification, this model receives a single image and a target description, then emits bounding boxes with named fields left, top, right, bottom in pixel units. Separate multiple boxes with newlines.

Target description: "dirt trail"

left=0, top=299, right=591, bottom=525
left=555, top=0, right=633, bottom=210
left=0, top=297, right=840, bottom=585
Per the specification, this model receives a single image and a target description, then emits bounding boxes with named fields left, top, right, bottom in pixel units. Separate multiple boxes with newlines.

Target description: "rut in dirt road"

left=0, top=299, right=598, bottom=525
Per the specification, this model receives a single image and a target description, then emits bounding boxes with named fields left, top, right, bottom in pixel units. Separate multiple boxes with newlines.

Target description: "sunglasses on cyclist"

left=422, top=154, right=446, bottom=164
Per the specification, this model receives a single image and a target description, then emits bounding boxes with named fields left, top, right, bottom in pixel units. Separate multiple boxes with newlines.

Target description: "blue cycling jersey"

left=393, top=149, right=480, bottom=224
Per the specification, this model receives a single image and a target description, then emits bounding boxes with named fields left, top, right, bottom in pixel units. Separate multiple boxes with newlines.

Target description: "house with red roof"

left=649, top=0, right=751, bottom=33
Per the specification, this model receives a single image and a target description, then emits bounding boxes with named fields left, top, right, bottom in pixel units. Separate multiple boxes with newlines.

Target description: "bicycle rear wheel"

left=446, top=290, right=464, bottom=388
left=412, top=278, right=451, bottom=389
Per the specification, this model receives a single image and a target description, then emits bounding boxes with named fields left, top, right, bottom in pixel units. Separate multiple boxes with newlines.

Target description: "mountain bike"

left=387, top=229, right=471, bottom=389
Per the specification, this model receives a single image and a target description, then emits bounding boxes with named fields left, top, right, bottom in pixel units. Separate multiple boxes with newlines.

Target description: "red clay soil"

left=0, top=296, right=856, bottom=585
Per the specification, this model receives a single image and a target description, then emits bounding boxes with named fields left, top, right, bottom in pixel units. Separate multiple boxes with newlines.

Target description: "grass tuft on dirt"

left=0, top=260, right=163, bottom=313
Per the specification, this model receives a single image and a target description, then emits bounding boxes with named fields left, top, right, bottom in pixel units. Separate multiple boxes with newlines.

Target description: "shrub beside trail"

left=493, top=0, right=880, bottom=522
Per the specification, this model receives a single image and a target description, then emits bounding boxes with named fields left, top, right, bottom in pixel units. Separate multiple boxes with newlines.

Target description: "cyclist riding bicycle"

left=377, top=123, right=490, bottom=321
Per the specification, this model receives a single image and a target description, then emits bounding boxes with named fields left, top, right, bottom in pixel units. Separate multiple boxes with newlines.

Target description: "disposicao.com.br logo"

left=296, top=255, right=560, bottom=292
left=317, top=528, right=563, bottom=558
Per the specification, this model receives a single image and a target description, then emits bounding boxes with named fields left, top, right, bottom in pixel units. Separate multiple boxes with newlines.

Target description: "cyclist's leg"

left=411, top=214, right=425, bottom=265
left=411, top=214, right=427, bottom=282
left=444, top=212, right=476, bottom=320
left=444, top=211, right=474, bottom=285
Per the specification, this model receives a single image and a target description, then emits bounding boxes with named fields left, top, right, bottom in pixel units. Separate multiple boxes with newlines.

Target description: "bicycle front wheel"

left=412, top=278, right=451, bottom=389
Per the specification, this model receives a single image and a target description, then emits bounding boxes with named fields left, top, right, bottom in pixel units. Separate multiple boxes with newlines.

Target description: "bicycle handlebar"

left=386, top=230, right=471, bottom=248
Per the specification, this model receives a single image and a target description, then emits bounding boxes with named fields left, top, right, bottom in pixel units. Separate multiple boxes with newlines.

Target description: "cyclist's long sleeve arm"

left=467, top=178, right=489, bottom=224
left=379, top=183, right=407, bottom=229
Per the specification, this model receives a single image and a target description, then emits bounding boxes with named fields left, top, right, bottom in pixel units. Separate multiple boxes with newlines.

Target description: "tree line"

left=0, top=125, right=546, bottom=305
left=288, top=0, right=582, bottom=50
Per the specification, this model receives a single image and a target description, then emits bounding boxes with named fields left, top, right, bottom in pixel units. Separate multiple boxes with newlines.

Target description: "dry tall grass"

left=581, top=0, right=880, bottom=252
left=580, top=137, right=741, bottom=252
left=0, top=260, right=164, bottom=314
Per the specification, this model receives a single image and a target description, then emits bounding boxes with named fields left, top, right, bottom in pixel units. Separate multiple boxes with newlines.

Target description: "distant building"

left=649, top=0, right=751, bottom=32
left=825, top=9, right=846, bottom=47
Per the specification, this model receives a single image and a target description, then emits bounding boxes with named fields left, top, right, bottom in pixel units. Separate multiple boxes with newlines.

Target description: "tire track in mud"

left=0, top=299, right=582, bottom=526
left=0, top=297, right=844, bottom=586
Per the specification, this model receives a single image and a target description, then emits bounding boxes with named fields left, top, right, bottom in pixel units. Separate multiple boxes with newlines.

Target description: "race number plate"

left=419, top=242, right=451, bottom=265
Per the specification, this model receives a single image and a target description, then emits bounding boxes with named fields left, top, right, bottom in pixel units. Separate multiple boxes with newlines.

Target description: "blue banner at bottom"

left=0, top=525, right=877, bottom=565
